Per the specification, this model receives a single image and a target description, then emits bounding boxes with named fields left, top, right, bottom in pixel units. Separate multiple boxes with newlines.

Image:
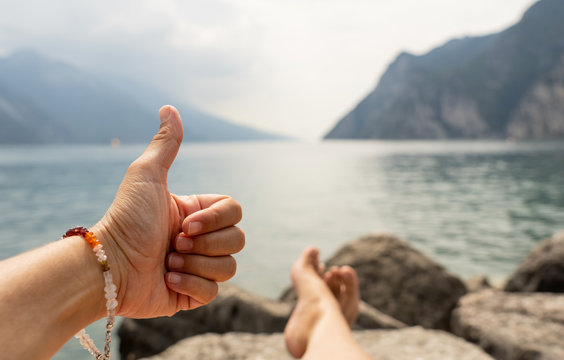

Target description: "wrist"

left=61, top=226, right=119, bottom=359
left=63, top=235, right=109, bottom=321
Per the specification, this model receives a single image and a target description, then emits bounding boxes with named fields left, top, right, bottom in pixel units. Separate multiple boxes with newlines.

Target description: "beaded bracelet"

left=63, top=227, right=118, bottom=360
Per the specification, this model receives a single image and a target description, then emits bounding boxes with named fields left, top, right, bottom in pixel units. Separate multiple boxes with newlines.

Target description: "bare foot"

left=324, top=265, right=360, bottom=326
left=284, top=247, right=360, bottom=358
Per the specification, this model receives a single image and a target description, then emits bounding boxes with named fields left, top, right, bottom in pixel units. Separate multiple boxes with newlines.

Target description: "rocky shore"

left=119, top=232, right=564, bottom=360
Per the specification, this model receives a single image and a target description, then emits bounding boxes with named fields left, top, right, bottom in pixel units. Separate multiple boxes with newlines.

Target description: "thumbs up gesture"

left=93, top=105, right=245, bottom=319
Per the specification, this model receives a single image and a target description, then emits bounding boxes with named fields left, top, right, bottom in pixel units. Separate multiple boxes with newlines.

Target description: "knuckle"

left=128, top=158, right=150, bottom=174
left=223, top=256, right=237, bottom=280
left=198, top=238, right=210, bottom=254
left=186, top=194, right=201, bottom=211
left=234, top=227, right=245, bottom=251
left=209, top=207, right=222, bottom=226
left=190, top=234, right=209, bottom=254
left=223, top=196, right=242, bottom=221
left=231, top=200, right=243, bottom=222
left=154, top=124, right=174, bottom=143
left=205, top=282, right=219, bottom=303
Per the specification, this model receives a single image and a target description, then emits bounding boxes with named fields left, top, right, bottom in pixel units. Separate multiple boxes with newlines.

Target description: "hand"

left=93, top=106, right=244, bottom=319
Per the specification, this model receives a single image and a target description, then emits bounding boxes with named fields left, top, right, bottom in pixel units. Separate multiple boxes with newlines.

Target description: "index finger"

left=179, top=196, right=243, bottom=236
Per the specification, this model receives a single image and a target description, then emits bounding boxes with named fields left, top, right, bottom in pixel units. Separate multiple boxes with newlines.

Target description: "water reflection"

left=369, top=143, right=564, bottom=279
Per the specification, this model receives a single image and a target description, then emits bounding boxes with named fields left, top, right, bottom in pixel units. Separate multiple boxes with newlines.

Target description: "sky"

left=0, top=0, right=537, bottom=139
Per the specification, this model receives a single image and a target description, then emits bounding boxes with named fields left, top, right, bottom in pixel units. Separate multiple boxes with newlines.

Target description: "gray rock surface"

left=283, top=233, right=466, bottom=329
left=121, top=278, right=406, bottom=359
left=355, top=300, right=406, bottom=330
left=505, top=232, right=564, bottom=292
left=465, top=275, right=492, bottom=293
left=451, top=289, right=564, bottom=360
left=280, top=288, right=406, bottom=330
left=144, top=327, right=493, bottom=360
left=119, top=283, right=292, bottom=360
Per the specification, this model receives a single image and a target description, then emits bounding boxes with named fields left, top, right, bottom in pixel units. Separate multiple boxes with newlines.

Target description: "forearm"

left=0, top=235, right=107, bottom=359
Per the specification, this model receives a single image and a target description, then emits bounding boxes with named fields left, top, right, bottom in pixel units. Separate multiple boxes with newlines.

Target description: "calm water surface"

left=0, top=140, right=563, bottom=359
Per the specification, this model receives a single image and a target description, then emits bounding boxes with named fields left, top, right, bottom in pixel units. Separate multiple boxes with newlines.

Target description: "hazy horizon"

left=0, top=0, right=537, bottom=139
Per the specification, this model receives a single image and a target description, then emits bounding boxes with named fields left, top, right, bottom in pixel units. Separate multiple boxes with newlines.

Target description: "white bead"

left=75, top=234, right=117, bottom=360
left=108, top=299, right=118, bottom=310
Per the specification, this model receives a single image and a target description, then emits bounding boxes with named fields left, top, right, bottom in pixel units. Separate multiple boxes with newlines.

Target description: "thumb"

left=138, top=105, right=184, bottom=172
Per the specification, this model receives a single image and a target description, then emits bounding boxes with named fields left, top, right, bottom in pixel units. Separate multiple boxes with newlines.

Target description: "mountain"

left=0, top=51, right=285, bottom=144
left=325, top=0, right=564, bottom=140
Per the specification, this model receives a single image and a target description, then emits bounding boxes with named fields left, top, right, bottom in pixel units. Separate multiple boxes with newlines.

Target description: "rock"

left=121, top=276, right=407, bottom=359
left=283, top=233, right=466, bottom=329
left=328, top=234, right=467, bottom=329
left=143, top=327, right=493, bottom=360
left=119, top=283, right=292, bottom=360
left=465, top=275, right=492, bottom=293
left=355, top=301, right=406, bottom=330
left=142, top=332, right=290, bottom=360
left=451, top=289, right=564, bottom=360
left=280, top=287, right=406, bottom=330
left=505, top=232, right=564, bottom=292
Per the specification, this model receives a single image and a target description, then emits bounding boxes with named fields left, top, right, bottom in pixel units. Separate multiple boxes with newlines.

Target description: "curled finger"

left=167, top=253, right=237, bottom=282
left=181, top=196, right=242, bottom=236
left=173, top=226, right=245, bottom=255
left=165, top=272, right=219, bottom=305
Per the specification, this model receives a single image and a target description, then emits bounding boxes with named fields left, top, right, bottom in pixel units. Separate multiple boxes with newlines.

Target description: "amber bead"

left=100, top=261, right=110, bottom=272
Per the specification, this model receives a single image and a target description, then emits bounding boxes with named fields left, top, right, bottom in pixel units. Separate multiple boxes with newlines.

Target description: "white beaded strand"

left=75, top=329, right=102, bottom=359
left=102, top=270, right=118, bottom=359
left=65, top=228, right=118, bottom=360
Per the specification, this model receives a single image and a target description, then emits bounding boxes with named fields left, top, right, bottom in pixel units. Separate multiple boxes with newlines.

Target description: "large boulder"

left=283, top=233, right=467, bottom=329
left=451, top=289, right=564, bottom=360
left=505, top=232, right=564, bottom=292
left=121, top=282, right=406, bottom=359
left=143, top=327, right=493, bottom=360
left=119, top=283, right=292, bottom=360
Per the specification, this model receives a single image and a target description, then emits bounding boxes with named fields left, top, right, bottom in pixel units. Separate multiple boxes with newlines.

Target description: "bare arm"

left=0, top=235, right=107, bottom=359
left=0, top=106, right=245, bottom=359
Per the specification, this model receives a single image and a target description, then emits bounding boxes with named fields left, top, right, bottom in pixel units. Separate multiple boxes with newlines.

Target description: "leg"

left=284, top=247, right=371, bottom=359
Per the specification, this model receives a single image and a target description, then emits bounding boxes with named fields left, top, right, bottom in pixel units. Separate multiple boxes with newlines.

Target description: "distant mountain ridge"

left=0, top=51, right=284, bottom=144
left=325, top=0, right=564, bottom=140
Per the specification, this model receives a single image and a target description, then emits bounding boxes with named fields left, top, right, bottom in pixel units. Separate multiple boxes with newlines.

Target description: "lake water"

left=1, top=140, right=563, bottom=359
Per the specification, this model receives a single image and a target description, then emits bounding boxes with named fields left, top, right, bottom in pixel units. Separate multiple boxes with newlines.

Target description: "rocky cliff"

left=325, top=0, right=564, bottom=140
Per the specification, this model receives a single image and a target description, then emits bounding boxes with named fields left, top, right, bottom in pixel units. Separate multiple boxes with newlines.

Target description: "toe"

left=324, top=267, right=343, bottom=298
left=340, top=266, right=359, bottom=290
